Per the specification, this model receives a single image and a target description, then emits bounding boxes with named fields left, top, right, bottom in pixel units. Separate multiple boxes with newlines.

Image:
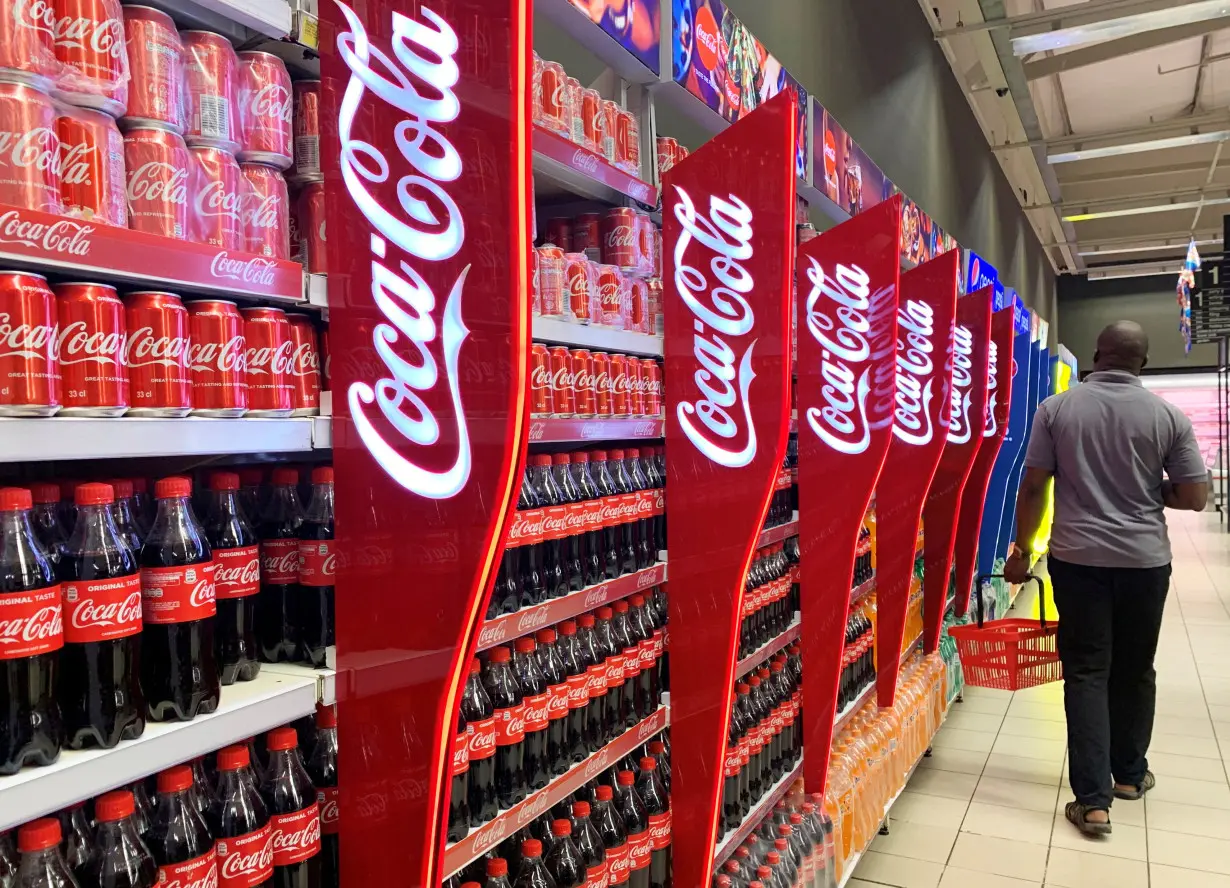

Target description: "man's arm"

left=1013, top=466, right=1054, bottom=553
left=1005, top=407, right=1055, bottom=583
left=1163, top=418, right=1209, bottom=512
left=1162, top=479, right=1208, bottom=511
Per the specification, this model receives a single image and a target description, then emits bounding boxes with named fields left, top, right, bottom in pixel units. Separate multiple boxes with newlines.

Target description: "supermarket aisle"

left=848, top=510, right=1230, bottom=888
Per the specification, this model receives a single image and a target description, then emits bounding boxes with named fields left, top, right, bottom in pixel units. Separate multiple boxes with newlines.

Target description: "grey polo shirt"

left=1023, top=370, right=1207, bottom=568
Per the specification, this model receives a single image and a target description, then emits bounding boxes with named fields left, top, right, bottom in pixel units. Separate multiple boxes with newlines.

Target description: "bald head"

left=1093, top=321, right=1149, bottom=374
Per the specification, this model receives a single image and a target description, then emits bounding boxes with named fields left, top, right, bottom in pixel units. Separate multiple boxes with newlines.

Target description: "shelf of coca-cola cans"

left=715, top=760, right=805, bottom=868
left=0, top=5, right=326, bottom=303
left=529, top=346, right=664, bottom=445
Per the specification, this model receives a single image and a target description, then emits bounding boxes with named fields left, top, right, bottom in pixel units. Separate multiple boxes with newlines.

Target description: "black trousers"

left=1048, top=556, right=1170, bottom=809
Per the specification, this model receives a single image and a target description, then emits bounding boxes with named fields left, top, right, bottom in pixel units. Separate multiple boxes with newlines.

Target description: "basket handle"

left=972, top=573, right=1050, bottom=630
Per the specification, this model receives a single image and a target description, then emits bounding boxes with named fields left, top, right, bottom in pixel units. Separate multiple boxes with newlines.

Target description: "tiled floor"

left=847, top=510, right=1230, bottom=888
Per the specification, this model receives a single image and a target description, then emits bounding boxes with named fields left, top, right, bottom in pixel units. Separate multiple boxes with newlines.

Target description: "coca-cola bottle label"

left=316, top=787, right=339, bottom=836
left=583, top=862, right=609, bottom=888
left=261, top=538, right=300, bottom=584
left=466, top=716, right=497, bottom=761
left=637, top=638, right=655, bottom=671
left=546, top=681, right=570, bottom=720
left=652, top=628, right=664, bottom=658
left=522, top=691, right=550, bottom=733
left=627, top=829, right=652, bottom=871
left=0, top=586, right=63, bottom=658
left=214, top=546, right=260, bottom=599
left=493, top=704, right=526, bottom=745
left=584, top=662, right=607, bottom=699
left=566, top=672, right=590, bottom=709
left=621, top=645, right=640, bottom=678
left=451, top=730, right=469, bottom=776
left=605, top=843, right=632, bottom=885
left=723, top=745, right=741, bottom=778
left=270, top=804, right=321, bottom=866
left=648, top=811, right=671, bottom=850
left=216, top=823, right=273, bottom=888
left=62, top=574, right=142, bottom=642
left=604, top=652, right=625, bottom=686
left=298, top=540, right=335, bottom=587
left=139, top=561, right=217, bottom=624
left=157, top=849, right=219, bottom=888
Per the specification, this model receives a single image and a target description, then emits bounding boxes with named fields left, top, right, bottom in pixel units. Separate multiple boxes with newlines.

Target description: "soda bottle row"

left=713, top=789, right=837, bottom=888
left=0, top=273, right=322, bottom=418
left=445, top=742, right=671, bottom=888
left=1, top=707, right=337, bottom=888
left=722, top=648, right=803, bottom=837
left=837, top=602, right=875, bottom=713
left=455, top=591, right=668, bottom=833
left=533, top=54, right=641, bottom=179
left=851, top=523, right=872, bottom=589
left=738, top=545, right=798, bottom=660
left=534, top=249, right=660, bottom=335
left=529, top=347, right=663, bottom=420
left=539, top=208, right=660, bottom=280
left=493, top=450, right=665, bottom=620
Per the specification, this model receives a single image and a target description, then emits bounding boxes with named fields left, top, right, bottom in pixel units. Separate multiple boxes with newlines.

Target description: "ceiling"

left=917, top=0, right=1230, bottom=280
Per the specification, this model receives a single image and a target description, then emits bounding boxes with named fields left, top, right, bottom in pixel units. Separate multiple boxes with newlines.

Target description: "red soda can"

left=647, top=278, right=663, bottom=336
left=628, top=277, right=648, bottom=334
left=636, top=212, right=656, bottom=275
left=531, top=247, right=541, bottom=316
left=0, top=271, right=59, bottom=416
left=288, top=187, right=303, bottom=265
left=241, top=306, right=292, bottom=415
left=122, top=125, right=189, bottom=239
left=536, top=245, right=565, bottom=317
left=56, top=105, right=125, bottom=226
left=240, top=162, right=289, bottom=259
left=237, top=51, right=292, bottom=169
left=616, top=109, right=639, bottom=175
left=626, top=359, right=644, bottom=416
left=580, top=89, right=602, bottom=152
left=52, top=0, right=128, bottom=116
left=298, top=181, right=326, bottom=272
left=547, top=346, right=574, bottom=416
left=590, top=352, right=612, bottom=416
left=292, top=80, right=320, bottom=180
left=124, top=290, right=190, bottom=416
left=54, top=282, right=127, bottom=415
left=285, top=313, right=320, bottom=415
left=599, top=100, right=619, bottom=163
left=653, top=227, right=663, bottom=277
left=187, top=145, right=243, bottom=249
left=0, top=82, right=62, bottom=214
left=319, top=326, right=330, bottom=391
left=544, top=217, right=571, bottom=252
left=529, top=343, right=552, bottom=417
left=121, top=6, right=183, bottom=130
left=571, top=349, right=595, bottom=416
left=656, top=137, right=678, bottom=177
left=532, top=52, right=543, bottom=123
left=0, top=0, right=57, bottom=87
left=600, top=208, right=637, bottom=269
left=609, top=354, right=630, bottom=416
left=573, top=213, right=601, bottom=260
left=563, top=253, right=592, bottom=324
left=181, top=30, right=240, bottom=150
left=184, top=298, right=246, bottom=416
left=595, top=265, right=623, bottom=328
left=539, top=61, right=567, bottom=136
left=564, top=76, right=583, bottom=144
left=642, top=359, right=662, bottom=415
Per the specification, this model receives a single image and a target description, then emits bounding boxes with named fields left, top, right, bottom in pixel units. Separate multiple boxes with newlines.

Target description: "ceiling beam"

left=935, top=0, right=1206, bottom=38
left=991, top=109, right=1230, bottom=151
left=1043, top=228, right=1222, bottom=249
left=1011, top=0, right=1230, bottom=54
left=1022, top=184, right=1228, bottom=211
left=1021, top=18, right=1227, bottom=80
left=1054, top=159, right=1213, bottom=185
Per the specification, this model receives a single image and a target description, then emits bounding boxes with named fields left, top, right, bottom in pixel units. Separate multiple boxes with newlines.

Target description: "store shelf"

left=312, top=416, right=333, bottom=449
left=534, top=0, right=660, bottom=84
left=443, top=705, right=670, bottom=876
left=713, top=759, right=804, bottom=869
left=851, top=577, right=875, bottom=603
left=0, top=671, right=317, bottom=831
left=834, top=682, right=876, bottom=735
left=306, top=273, right=328, bottom=308
left=533, top=128, right=657, bottom=207
left=477, top=561, right=667, bottom=650
left=529, top=416, right=664, bottom=443
left=756, top=517, right=799, bottom=548
left=261, top=662, right=337, bottom=706
left=735, top=619, right=800, bottom=677
left=0, top=416, right=316, bottom=462
left=141, top=0, right=291, bottom=38
left=533, top=317, right=663, bottom=357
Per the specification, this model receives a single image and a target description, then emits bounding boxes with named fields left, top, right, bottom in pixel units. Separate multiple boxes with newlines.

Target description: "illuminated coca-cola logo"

left=892, top=299, right=936, bottom=446
left=52, top=12, right=125, bottom=60
left=194, top=178, right=244, bottom=221
left=209, top=253, right=277, bottom=286
left=0, top=128, right=59, bottom=172
left=570, top=149, right=601, bottom=175
left=0, top=605, right=62, bottom=644
left=335, top=1, right=472, bottom=501
left=128, top=161, right=188, bottom=205
left=56, top=320, right=124, bottom=367
left=0, top=210, right=93, bottom=256
left=70, top=591, right=141, bottom=629
left=671, top=185, right=758, bottom=468
left=188, top=335, right=246, bottom=374
left=983, top=340, right=998, bottom=438
left=248, top=83, right=293, bottom=123
left=946, top=323, right=974, bottom=445
left=125, top=326, right=188, bottom=369
left=0, top=311, right=56, bottom=362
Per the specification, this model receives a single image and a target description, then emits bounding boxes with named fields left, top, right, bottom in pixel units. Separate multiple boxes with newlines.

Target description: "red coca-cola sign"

left=662, top=90, right=795, bottom=888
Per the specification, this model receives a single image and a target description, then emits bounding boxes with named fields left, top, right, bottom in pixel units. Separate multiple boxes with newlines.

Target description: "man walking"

left=1004, top=320, right=1208, bottom=836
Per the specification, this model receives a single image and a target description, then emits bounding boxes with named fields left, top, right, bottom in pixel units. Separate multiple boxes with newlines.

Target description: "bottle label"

left=585, top=661, right=607, bottom=698
left=157, top=849, right=218, bottom=888
left=298, top=539, right=335, bottom=587
left=140, top=561, right=217, bottom=624
left=260, top=538, right=300, bottom=584
left=627, top=828, right=652, bottom=871
left=621, top=645, right=640, bottom=678
left=579, top=498, right=604, bottom=534
left=605, top=843, right=632, bottom=885
left=566, top=672, right=590, bottom=709
left=540, top=504, right=570, bottom=542
left=493, top=703, right=526, bottom=745
left=723, top=745, right=741, bottom=777
left=648, top=810, right=671, bottom=850
left=466, top=716, right=497, bottom=761
left=546, top=681, right=570, bottom=720
left=270, top=804, right=321, bottom=866
left=214, top=546, right=260, bottom=599
left=317, top=787, right=339, bottom=836
left=216, top=822, right=273, bottom=888
left=506, top=508, right=544, bottom=547
left=604, top=652, right=625, bottom=686
left=522, top=691, right=550, bottom=733
left=451, top=730, right=469, bottom=776
left=583, top=862, right=609, bottom=888
left=652, top=628, right=664, bottom=658
left=62, top=574, right=141, bottom=643
left=637, top=638, right=655, bottom=670
left=0, top=585, right=63, bottom=659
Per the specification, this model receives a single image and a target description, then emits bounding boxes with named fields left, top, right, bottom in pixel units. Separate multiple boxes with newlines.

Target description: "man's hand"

left=1004, top=544, right=1032, bottom=584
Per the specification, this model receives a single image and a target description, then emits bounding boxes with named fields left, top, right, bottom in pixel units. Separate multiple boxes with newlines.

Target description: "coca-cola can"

left=590, top=352, right=612, bottom=416
left=544, top=217, right=571, bottom=252
left=298, top=180, right=326, bottom=273
left=564, top=76, right=582, bottom=144
left=56, top=105, right=125, bottom=226
left=52, top=0, right=128, bottom=117
left=609, top=353, right=630, bottom=416
left=291, top=80, right=320, bottom=180
left=616, top=109, right=639, bottom=176
left=641, top=359, right=662, bottom=416
left=0, top=271, right=60, bottom=416
left=636, top=211, right=656, bottom=276
left=182, top=30, right=240, bottom=151
left=529, top=342, right=551, bottom=417
left=626, top=359, right=645, bottom=416
left=573, top=212, right=601, bottom=261
left=599, top=100, right=619, bottom=163
left=595, top=264, right=623, bottom=328
left=580, top=89, right=602, bottom=153
left=0, top=0, right=57, bottom=87
left=54, top=282, right=127, bottom=415
left=600, top=208, right=637, bottom=269
left=539, top=61, right=567, bottom=136
left=237, top=51, right=292, bottom=169
left=531, top=246, right=540, bottom=317
left=184, top=299, right=246, bottom=416
left=285, top=313, right=320, bottom=416
left=124, top=290, right=190, bottom=416
left=656, top=136, right=678, bottom=177
left=187, top=145, right=243, bottom=249
left=241, top=162, right=289, bottom=259
left=319, top=326, right=329, bottom=391
left=241, top=305, right=292, bottom=415
left=536, top=244, right=565, bottom=317
left=571, top=349, right=594, bottom=416
left=547, top=346, right=573, bottom=416
left=563, top=253, right=592, bottom=324
left=121, top=6, right=183, bottom=130
left=628, top=277, right=648, bottom=334
left=122, top=124, right=189, bottom=239
left=532, top=52, right=543, bottom=121
left=647, top=278, right=663, bottom=336
left=0, top=82, right=62, bottom=214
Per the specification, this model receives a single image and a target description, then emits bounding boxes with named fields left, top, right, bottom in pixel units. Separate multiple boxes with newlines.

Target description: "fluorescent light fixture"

left=1012, top=0, right=1230, bottom=55
left=1048, top=130, right=1230, bottom=164
left=1087, top=267, right=1183, bottom=281
left=1064, top=196, right=1230, bottom=222
left=1078, top=238, right=1219, bottom=256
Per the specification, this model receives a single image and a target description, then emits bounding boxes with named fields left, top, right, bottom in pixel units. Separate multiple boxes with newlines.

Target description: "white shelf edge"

left=261, top=662, right=336, bottom=706
left=532, top=317, right=663, bottom=357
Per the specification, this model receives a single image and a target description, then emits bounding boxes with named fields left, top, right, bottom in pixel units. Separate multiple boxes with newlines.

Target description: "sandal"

left=1065, top=801, right=1112, bottom=836
left=1114, top=770, right=1156, bottom=801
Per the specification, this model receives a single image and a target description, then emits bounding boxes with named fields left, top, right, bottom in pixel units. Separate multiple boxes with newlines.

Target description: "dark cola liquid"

left=262, top=745, right=323, bottom=888
left=306, top=722, right=339, bottom=888
left=205, top=491, right=261, bottom=685
left=461, top=667, right=497, bottom=826
left=257, top=485, right=302, bottom=663
left=447, top=708, right=468, bottom=843
left=148, top=789, right=215, bottom=888
left=80, top=815, right=156, bottom=888
left=296, top=517, right=332, bottom=669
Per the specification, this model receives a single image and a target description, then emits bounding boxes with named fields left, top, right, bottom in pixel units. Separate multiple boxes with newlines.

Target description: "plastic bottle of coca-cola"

left=516, top=467, right=546, bottom=609
left=482, top=858, right=511, bottom=888
left=490, top=544, right=521, bottom=619
left=613, top=772, right=650, bottom=888
left=549, top=455, right=585, bottom=592
left=483, top=646, right=527, bottom=809
left=204, top=472, right=261, bottom=685
left=527, top=456, right=567, bottom=600
left=128, top=480, right=154, bottom=537
left=60, top=483, right=145, bottom=749
left=139, top=477, right=219, bottom=722
left=569, top=802, right=606, bottom=888
left=104, top=481, right=144, bottom=557
left=82, top=791, right=156, bottom=888
left=296, top=468, right=334, bottom=669
left=15, top=819, right=75, bottom=888
left=635, top=759, right=670, bottom=888
left=512, top=840, right=554, bottom=888
left=591, top=786, right=628, bottom=887
left=574, top=615, right=606, bottom=751
left=565, top=454, right=602, bottom=588
left=534, top=628, right=570, bottom=778
left=448, top=700, right=469, bottom=843
left=512, top=637, right=550, bottom=792
left=607, top=453, right=638, bottom=575
left=593, top=608, right=626, bottom=739
left=610, top=602, right=642, bottom=728
left=554, top=621, right=590, bottom=764
left=29, top=483, right=68, bottom=566
left=2, top=832, right=18, bottom=888
left=622, top=451, right=654, bottom=571
left=261, top=727, right=322, bottom=888
left=0, top=487, right=63, bottom=774
left=148, top=766, right=218, bottom=888
left=545, top=820, right=583, bottom=888
left=461, top=658, right=497, bottom=825
left=209, top=746, right=272, bottom=888
left=257, top=469, right=303, bottom=663
left=53, top=807, right=90, bottom=886
left=587, top=453, right=621, bottom=580
left=306, top=706, right=338, bottom=888
left=56, top=482, right=79, bottom=537
left=628, top=596, right=658, bottom=715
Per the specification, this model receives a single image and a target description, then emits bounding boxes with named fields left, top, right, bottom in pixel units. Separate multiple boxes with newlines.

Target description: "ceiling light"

left=1063, top=196, right=1230, bottom=222
left=1048, top=130, right=1230, bottom=164
left=1012, top=0, right=1230, bottom=55
left=1078, top=238, right=1220, bottom=256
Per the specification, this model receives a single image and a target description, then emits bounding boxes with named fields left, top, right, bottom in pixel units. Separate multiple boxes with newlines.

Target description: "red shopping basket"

left=948, top=574, right=1061, bottom=691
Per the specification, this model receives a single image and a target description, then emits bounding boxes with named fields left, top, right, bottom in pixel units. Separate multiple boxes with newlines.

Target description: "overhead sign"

left=965, top=249, right=998, bottom=298
left=568, top=0, right=661, bottom=74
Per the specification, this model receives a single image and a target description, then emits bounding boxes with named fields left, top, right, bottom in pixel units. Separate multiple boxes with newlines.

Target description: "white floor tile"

left=1148, top=774, right=1230, bottom=810
left=946, top=834, right=1049, bottom=882
left=1049, top=813, right=1148, bottom=860
left=953, top=695, right=1012, bottom=716
left=1147, top=798, right=1230, bottom=839
left=972, top=777, right=1059, bottom=813
left=1043, top=847, right=1148, bottom=888
left=997, top=717, right=1068, bottom=741
left=943, top=711, right=1006, bottom=734
left=982, top=753, right=1064, bottom=786
left=1150, top=864, right=1230, bottom=888
left=869, top=821, right=960, bottom=863
left=991, top=734, right=1066, bottom=763
left=907, top=768, right=981, bottom=800
left=1149, top=733, right=1224, bottom=760
left=917, top=747, right=990, bottom=776
left=933, top=727, right=998, bottom=753
left=939, top=866, right=1039, bottom=888
left=891, top=792, right=971, bottom=829
left=855, top=851, right=945, bottom=888
left=1148, top=750, right=1229, bottom=781
left=960, top=801, right=1054, bottom=844
left=1149, top=830, right=1230, bottom=876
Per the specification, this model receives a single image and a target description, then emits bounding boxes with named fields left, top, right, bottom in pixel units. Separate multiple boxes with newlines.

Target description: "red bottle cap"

left=157, top=765, right=194, bottom=793
left=155, top=476, right=192, bottom=499
left=0, top=488, right=31, bottom=511
left=486, top=859, right=507, bottom=877
left=597, top=606, right=613, bottom=619
left=716, top=879, right=731, bottom=888
left=29, top=482, right=59, bottom=504
left=558, top=620, right=577, bottom=636
left=617, top=770, right=635, bottom=786
left=311, top=466, right=334, bottom=484
left=790, top=813, right=803, bottom=824
left=613, top=600, right=629, bottom=614
left=611, top=449, right=625, bottom=459
left=648, top=741, right=665, bottom=754
left=272, top=467, right=299, bottom=485
left=773, top=839, right=788, bottom=851
left=591, top=450, right=607, bottom=460
left=639, top=756, right=656, bottom=770
left=266, top=726, right=298, bottom=751
left=75, top=482, right=114, bottom=506
left=627, top=448, right=640, bottom=457
left=572, top=801, right=591, bottom=817
left=106, top=478, right=135, bottom=498
left=461, top=884, right=480, bottom=888
left=514, top=637, right=535, bottom=654
left=758, top=866, right=773, bottom=878
left=217, top=745, right=250, bottom=771
left=521, top=839, right=542, bottom=858
left=469, top=658, right=481, bottom=674
left=578, top=614, right=595, bottom=628
left=777, top=824, right=791, bottom=835
left=489, top=646, right=511, bottom=663
left=210, top=471, right=241, bottom=491
left=551, top=819, right=571, bottom=837
left=531, top=454, right=551, bottom=467
left=595, top=785, right=613, bottom=801
left=316, top=702, right=337, bottom=728
left=572, top=452, right=589, bottom=463
left=17, top=818, right=61, bottom=852
left=95, top=791, right=135, bottom=822
left=551, top=453, right=571, bottom=465
left=749, top=882, right=764, bottom=888
left=536, top=628, right=556, bottom=644
left=630, top=594, right=644, bottom=606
